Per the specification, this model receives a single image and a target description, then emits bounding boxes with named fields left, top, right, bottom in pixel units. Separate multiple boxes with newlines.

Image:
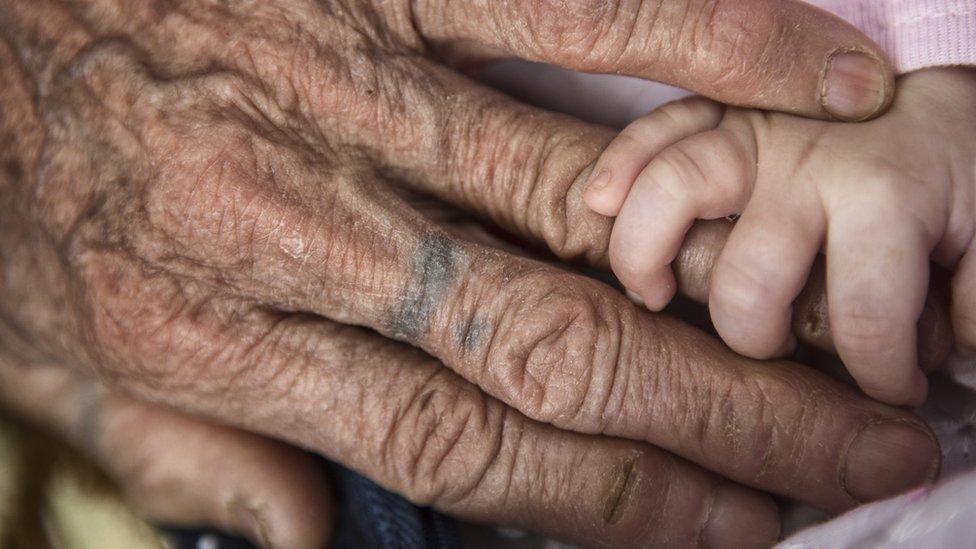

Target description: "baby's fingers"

left=710, top=189, right=823, bottom=359
left=609, top=129, right=753, bottom=310
left=583, top=97, right=724, bottom=216
left=827, top=206, right=932, bottom=406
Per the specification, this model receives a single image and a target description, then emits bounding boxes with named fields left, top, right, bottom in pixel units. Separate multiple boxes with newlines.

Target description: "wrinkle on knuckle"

left=485, top=271, right=625, bottom=430
left=78, top=249, right=267, bottom=397
left=527, top=133, right=610, bottom=264
left=705, top=130, right=750, bottom=205
left=655, top=147, right=703, bottom=202
left=831, top=306, right=900, bottom=358
left=228, top=315, right=313, bottom=404
left=519, top=0, right=658, bottom=73
left=712, top=256, right=781, bottom=316
left=514, top=0, right=611, bottom=60
left=686, top=0, right=791, bottom=92
left=381, top=374, right=507, bottom=506
left=143, top=121, right=298, bottom=266
left=725, top=372, right=821, bottom=482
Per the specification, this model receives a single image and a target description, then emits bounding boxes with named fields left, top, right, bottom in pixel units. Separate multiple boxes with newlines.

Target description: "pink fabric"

left=806, top=0, right=976, bottom=73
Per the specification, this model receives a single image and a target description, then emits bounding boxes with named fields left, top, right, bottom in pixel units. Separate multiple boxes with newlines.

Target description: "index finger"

left=411, top=0, right=895, bottom=121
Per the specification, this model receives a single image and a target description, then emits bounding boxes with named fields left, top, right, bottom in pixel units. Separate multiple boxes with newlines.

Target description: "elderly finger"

left=183, top=191, right=944, bottom=513
left=68, top=267, right=780, bottom=548
left=411, top=0, right=894, bottom=120
left=109, top=141, right=941, bottom=513
left=0, top=362, right=335, bottom=548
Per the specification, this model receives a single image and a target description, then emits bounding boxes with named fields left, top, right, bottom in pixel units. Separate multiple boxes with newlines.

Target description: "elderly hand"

left=0, top=1, right=941, bottom=547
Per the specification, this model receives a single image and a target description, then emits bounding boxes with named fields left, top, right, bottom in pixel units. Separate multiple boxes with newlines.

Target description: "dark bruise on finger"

left=387, top=233, right=467, bottom=343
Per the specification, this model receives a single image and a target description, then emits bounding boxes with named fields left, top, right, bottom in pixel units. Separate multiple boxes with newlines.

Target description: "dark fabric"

left=331, top=463, right=461, bottom=549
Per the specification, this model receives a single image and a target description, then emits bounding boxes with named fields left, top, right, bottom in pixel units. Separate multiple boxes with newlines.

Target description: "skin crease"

left=0, top=1, right=944, bottom=547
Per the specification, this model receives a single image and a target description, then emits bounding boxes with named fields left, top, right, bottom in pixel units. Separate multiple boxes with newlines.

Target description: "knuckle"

left=382, top=374, right=510, bottom=506
left=526, top=134, right=611, bottom=264
left=655, top=146, right=705, bottom=201
left=143, top=121, right=296, bottom=267
left=686, top=0, right=791, bottom=88
left=858, top=167, right=907, bottom=201
left=55, top=40, right=148, bottom=108
left=701, top=130, right=750, bottom=206
left=81, top=252, right=188, bottom=380
left=517, top=0, right=615, bottom=62
left=79, top=250, right=272, bottom=393
left=714, top=373, right=822, bottom=481
left=711, top=255, right=781, bottom=315
left=831, top=305, right=900, bottom=357
left=609, top=236, right=658, bottom=286
left=681, top=373, right=823, bottom=485
left=604, top=131, right=643, bottom=158
left=486, top=271, right=628, bottom=430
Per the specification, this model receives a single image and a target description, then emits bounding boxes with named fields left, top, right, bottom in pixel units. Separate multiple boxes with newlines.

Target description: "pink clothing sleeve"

left=804, top=0, right=976, bottom=73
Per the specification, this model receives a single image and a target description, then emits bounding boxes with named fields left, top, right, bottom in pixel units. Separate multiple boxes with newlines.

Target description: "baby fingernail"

left=843, top=421, right=940, bottom=503
left=586, top=169, right=611, bottom=193
left=821, top=51, right=888, bottom=121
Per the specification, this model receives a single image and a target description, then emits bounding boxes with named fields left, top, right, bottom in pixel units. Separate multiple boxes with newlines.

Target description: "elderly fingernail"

left=585, top=169, right=611, bottom=193
left=701, top=481, right=780, bottom=549
left=821, top=51, right=888, bottom=121
left=843, top=421, right=940, bottom=503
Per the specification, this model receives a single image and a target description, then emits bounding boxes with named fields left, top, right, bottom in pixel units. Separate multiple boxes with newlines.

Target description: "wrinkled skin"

left=0, top=1, right=944, bottom=547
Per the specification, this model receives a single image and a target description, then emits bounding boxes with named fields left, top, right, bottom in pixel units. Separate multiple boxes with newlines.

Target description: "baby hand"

left=584, top=68, right=976, bottom=406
